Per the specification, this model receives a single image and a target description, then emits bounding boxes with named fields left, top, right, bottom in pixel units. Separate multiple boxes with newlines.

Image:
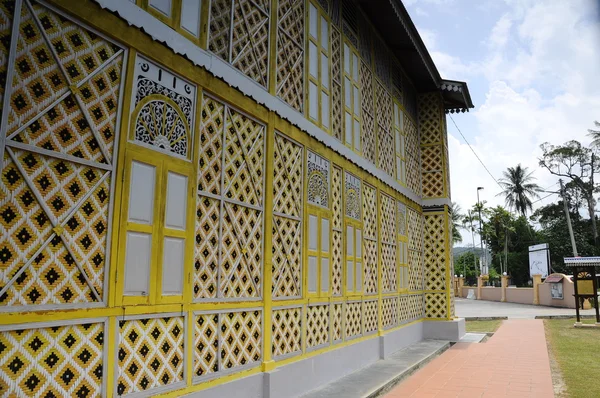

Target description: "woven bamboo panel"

left=0, top=322, right=104, bottom=397
left=209, top=0, right=270, bottom=87
left=363, top=300, right=378, bottom=334
left=271, top=307, right=302, bottom=358
left=382, top=297, right=398, bottom=329
left=0, top=1, right=124, bottom=309
left=425, top=293, right=447, bottom=319
left=117, top=317, right=184, bottom=395
left=424, top=213, right=446, bottom=291
left=272, top=134, right=303, bottom=298
left=276, top=0, right=304, bottom=111
left=195, top=96, right=265, bottom=300
left=306, top=304, right=329, bottom=348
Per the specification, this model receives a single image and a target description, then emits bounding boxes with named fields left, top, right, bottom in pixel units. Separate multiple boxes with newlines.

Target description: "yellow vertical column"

left=263, top=0, right=278, bottom=371
left=444, top=207, right=452, bottom=320
left=269, top=0, right=279, bottom=95
left=262, top=112, right=276, bottom=372
left=377, top=191, right=383, bottom=333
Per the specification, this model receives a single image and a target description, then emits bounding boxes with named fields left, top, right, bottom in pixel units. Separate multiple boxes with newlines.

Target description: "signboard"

left=577, top=280, right=595, bottom=296
left=550, top=283, right=563, bottom=299
left=529, top=243, right=549, bottom=278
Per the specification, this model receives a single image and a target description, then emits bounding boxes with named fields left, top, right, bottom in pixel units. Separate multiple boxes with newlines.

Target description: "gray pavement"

left=455, top=297, right=597, bottom=319
left=300, top=340, right=449, bottom=398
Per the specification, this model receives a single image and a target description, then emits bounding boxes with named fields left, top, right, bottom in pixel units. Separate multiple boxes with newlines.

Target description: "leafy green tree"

left=532, top=201, right=597, bottom=273
left=450, top=202, right=463, bottom=244
left=453, top=252, right=479, bottom=284
left=539, top=140, right=599, bottom=246
left=497, top=164, right=542, bottom=216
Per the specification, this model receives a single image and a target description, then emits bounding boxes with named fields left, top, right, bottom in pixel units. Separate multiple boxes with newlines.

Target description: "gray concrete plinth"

left=423, top=318, right=466, bottom=341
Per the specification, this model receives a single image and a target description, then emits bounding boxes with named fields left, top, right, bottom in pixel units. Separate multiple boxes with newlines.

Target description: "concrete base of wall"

left=423, top=318, right=466, bottom=342
left=186, top=322, right=425, bottom=398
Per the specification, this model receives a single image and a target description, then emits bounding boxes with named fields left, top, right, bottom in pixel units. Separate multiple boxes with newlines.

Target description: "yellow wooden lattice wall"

left=0, top=0, right=458, bottom=396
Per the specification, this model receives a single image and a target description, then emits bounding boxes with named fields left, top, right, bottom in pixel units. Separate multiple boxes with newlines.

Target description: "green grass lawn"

left=465, top=319, right=503, bottom=333
left=545, top=319, right=600, bottom=398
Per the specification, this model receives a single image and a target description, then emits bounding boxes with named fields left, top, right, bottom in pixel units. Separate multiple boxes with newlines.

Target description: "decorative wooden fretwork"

left=419, top=93, right=446, bottom=199
left=0, top=0, right=125, bottom=311
left=374, top=37, right=390, bottom=85
left=382, top=297, right=398, bottom=329
left=418, top=93, right=442, bottom=145
left=344, top=301, right=361, bottom=339
left=407, top=208, right=424, bottom=292
left=376, top=83, right=394, bottom=177
left=271, top=306, right=302, bottom=358
left=360, top=61, right=376, bottom=164
left=404, top=116, right=421, bottom=195
left=195, top=96, right=265, bottom=300
left=380, top=193, right=397, bottom=293
left=425, top=292, right=447, bottom=319
left=362, top=184, right=377, bottom=294
left=307, top=151, right=330, bottom=208
left=357, top=12, right=371, bottom=65
left=397, top=201, right=407, bottom=237
left=209, top=0, right=270, bottom=88
left=117, top=316, right=184, bottom=395
left=272, top=133, right=303, bottom=299
left=194, top=310, right=262, bottom=380
left=344, top=171, right=361, bottom=220
left=331, top=26, right=343, bottom=141
left=399, top=294, right=424, bottom=322
left=131, top=56, right=196, bottom=159
left=331, top=166, right=342, bottom=295
left=424, top=213, right=446, bottom=291
left=332, top=302, right=342, bottom=342
left=276, top=0, right=304, bottom=111
left=0, top=321, right=104, bottom=397
left=363, top=299, right=378, bottom=334
left=306, top=304, right=329, bottom=349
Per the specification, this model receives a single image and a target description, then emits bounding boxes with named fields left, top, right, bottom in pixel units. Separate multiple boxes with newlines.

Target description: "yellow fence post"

left=501, top=274, right=509, bottom=302
left=532, top=274, right=542, bottom=305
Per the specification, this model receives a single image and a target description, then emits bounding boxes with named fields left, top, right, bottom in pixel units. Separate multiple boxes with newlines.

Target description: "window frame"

left=117, top=146, right=194, bottom=306
left=343, top=40, right=361, bottom=153
left=306, top=1, right=332, bottom=132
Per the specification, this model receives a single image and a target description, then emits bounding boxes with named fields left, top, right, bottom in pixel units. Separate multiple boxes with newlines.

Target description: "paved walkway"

left=456, top=297, right=595, bottom=319
left=385, top=320, right=554, bottom=398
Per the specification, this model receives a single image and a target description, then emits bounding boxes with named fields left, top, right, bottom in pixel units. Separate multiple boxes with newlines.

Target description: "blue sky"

left=404, top=0, right=600, bottom=243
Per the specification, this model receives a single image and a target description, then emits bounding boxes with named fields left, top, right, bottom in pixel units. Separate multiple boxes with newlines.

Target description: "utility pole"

left=477, top=187, right=485, bottom=274
left=468, top=209, right=477, bottom=278
left=559, top=179, right=578, bottom=256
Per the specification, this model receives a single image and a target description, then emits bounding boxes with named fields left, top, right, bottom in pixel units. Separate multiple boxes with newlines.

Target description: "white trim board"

left=91, top=0, right=433, bottom=206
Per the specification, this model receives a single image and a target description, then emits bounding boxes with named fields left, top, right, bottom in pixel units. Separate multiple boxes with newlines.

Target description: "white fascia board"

left=93, top=0, right=424, bottom=205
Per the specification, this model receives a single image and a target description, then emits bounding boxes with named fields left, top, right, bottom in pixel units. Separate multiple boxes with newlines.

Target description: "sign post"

left=564, top=257, right=600, bottom=324
left=529, top=244, right=550, bottom=279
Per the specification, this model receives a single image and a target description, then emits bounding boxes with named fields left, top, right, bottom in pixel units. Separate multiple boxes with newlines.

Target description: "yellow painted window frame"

left=305, top=206, right=333, bottom=298
left=138, top=0, right=206, bottom=46
left=306, top=1, right=332, bottom=132
left=393, top=98, right=406, bottom=186
left=342, top=40, right=361, bottom=154
left=344, top=217, right=363, bottom=297
left=116, top=145, right=195, bottom=306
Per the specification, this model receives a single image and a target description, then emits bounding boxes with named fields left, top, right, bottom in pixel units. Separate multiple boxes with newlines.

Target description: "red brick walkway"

left=385, top=320, right=554, bottom=398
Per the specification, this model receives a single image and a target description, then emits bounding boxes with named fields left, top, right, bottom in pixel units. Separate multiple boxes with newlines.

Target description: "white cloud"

left=436, top=0, right=600, bottom=243
left=487, top=13, right=512, bottom=48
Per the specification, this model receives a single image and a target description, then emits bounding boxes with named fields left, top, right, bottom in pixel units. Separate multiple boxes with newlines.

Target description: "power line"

left=448, top=115, right=503, bottom=190
left=531, top=191, right=557, bottom=205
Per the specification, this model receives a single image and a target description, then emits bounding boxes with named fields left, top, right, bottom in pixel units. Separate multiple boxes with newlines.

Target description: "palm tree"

left=497, top=164, right=542, bottom=216
left=450, top=202, right=463, bottom=244
left=587, top=120, right=600, bottom=147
